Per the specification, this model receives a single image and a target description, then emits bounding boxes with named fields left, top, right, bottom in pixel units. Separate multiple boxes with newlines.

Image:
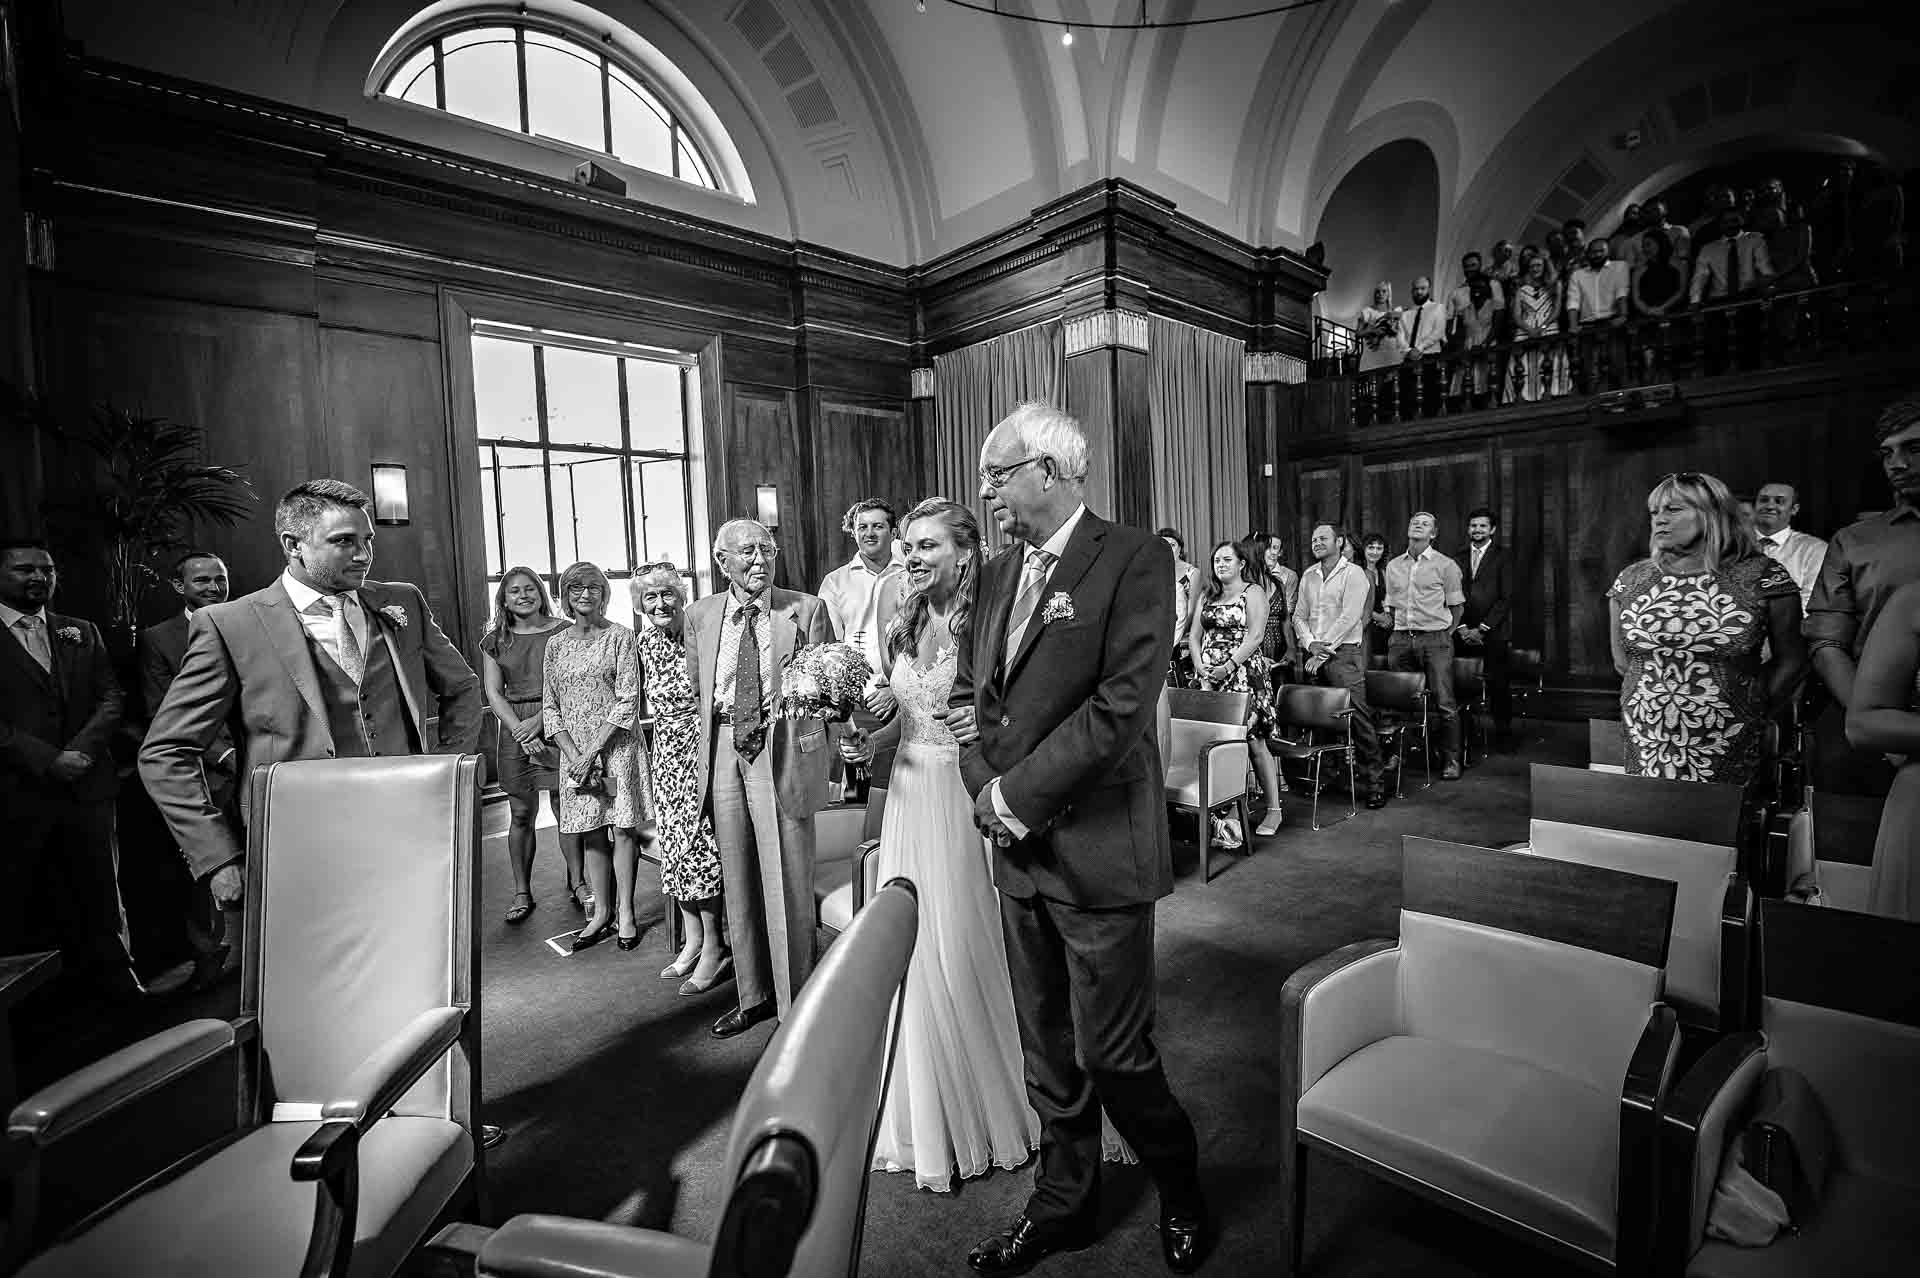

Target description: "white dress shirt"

left=817, top=548, right=906, bottom=682
left=1567, top=260, right=1632, bottom=322
left=1293, top=557, right=1370, bottom=651
left=0, top=599, right=53, bottom=672
left=1758, top=527, right=1829, bottom=610
left=713, top=588, right=776, bottom=715
left=991, top=504, right=1088, bottom=839
left=1399, top=299, right=1446, bottom=354
left=280, top=570, right=370, bottom=674
left=1689, top=233, right=1775, bottom=303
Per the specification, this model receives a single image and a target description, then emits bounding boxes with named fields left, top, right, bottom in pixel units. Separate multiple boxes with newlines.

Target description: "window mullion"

left=534, top=345, right=559, bottom=577
left=515, top=26, right=530, bottom=136
left=601, top=53, right=615, bottom=158
left=433, top=37, right=446, bottom=111
left=618, top=359, right=639, bottom=570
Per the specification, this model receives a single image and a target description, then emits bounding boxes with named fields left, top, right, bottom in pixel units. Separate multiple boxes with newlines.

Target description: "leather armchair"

left=436, top=880, right=921, bottom=1278
left=1781, top=790, right=1882, bottom=912
left=1161, top=688, right=1253, bottom=882
left=1281, top=837, right=1682, bottom=1275
left=8, top=755, right=486, bottom=1278
left=1658, top=901, right=1920, bottom=1277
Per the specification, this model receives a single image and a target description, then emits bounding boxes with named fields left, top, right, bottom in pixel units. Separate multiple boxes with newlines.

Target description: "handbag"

left=1739, top=1067, right=1835, bottom=1228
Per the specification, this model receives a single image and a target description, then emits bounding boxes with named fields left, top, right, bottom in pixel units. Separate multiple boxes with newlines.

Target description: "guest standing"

left=1361, top=532, right=1392, bottom=665
left=1385, top=513, right=1466, bottom=780
left=1158, top=527, right=1201, bottom=687
left=1247, top=529, right=1299, bottom=688
left=1608, top=472, right=1806, bottom=784
left=1189, top=540, right=1285, bottom=837
left=1843, top=580, right=1920, bottom=921
left=479, top=567, right=579, bottom=925
left=1355, top=282, right=1405, bottom=372
left=542, top=561, right=650, bottom=951
left=1457, top=508, right=1517, bottom=752
left=630, top=564, right=729, bottom=993
left=1295, top=523, right=1384, bottom=808
left=1508, top=251, right=1570, bottom=402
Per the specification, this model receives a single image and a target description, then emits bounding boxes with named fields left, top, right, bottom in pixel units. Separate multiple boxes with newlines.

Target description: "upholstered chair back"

left=1530, top=763, right=1745, bottom=846
left=1396, top=838, right=1675, bottom=1096
left=246, top=755, right=478, bottom=1120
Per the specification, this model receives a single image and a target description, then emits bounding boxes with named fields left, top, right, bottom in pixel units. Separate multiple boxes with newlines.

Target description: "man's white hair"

left=713, top=518, right=771, bottom=557
left=986, top=401, right=1089, bottom=483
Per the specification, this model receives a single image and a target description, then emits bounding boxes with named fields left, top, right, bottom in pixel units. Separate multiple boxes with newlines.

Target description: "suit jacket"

left=138, top=612, right=238, bottom=806
left=0, top=611, right=122, bottom=803
left=953, top=512, right=1173, bottom=908
left=138, top=578, right=484, bottom=877
left=1459, top=544, right=1512, bottom=639
left=683, top=586, right=834, bottom=821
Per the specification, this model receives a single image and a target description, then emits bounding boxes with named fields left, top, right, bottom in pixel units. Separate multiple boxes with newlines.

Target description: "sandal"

left=504, top=892, right=535, bottom=925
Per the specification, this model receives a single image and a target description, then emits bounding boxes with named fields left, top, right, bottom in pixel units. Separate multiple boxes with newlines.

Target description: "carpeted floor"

left=16, top=720, right=1595, bottom=1276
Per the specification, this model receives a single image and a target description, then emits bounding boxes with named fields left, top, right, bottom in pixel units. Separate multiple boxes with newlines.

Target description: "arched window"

left=378, top=18, right=717, bottom=190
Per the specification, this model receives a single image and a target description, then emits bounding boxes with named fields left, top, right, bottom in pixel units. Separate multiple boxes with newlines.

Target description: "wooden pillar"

left=1062, top=310, right=1151, bottom=527
left=1244, top=353, right=1307, bottom=542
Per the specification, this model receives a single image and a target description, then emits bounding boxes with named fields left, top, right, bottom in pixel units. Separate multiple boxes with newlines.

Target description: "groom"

left=949, top=402, right=1209, bottom=1274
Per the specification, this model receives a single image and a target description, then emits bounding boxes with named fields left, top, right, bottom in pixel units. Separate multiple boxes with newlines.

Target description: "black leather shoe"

left=711, top=1001, right=775, bottom=1039
left=967, top=1215, right=1095, bottom=1275
left=480, top=1124, right=505, bottom=1150
left=1160, top=1205, right=1211, bottom=1274
left=1365, top=789, right=1388, bottom=810
left=571, top=926, right=610, bottom=952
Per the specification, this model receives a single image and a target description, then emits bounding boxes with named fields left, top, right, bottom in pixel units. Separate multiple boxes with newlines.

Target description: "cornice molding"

left=1244, top=352, right=1307, bottom=385
left=910, top=367, right=935, bottom=399
left=1064, top=309, right=1151, bottom=357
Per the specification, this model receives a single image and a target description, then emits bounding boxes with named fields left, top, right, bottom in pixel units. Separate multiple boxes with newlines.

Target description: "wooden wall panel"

left=811, top=398, right=920, bottom=584
left=1292, top=463, right=1347, bottom=562
left=1063, top=351, right=1120, bottom=524
left=1358, top=449, right=1493, bottom=554
left=723, top=386, right=809, bottom=590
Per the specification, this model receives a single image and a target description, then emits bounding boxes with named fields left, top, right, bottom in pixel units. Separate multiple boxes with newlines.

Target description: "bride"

left=845, top=497, right=1039, bottom=1191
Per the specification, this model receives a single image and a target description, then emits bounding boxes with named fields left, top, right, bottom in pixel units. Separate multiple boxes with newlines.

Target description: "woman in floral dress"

left=630, top=564, right=729, bottom=993
left=1607, top=472, right=1806, bottom=784
left=543, top=561, right=651, bottom=951
left=1188, top=539, right=1285, bottom=838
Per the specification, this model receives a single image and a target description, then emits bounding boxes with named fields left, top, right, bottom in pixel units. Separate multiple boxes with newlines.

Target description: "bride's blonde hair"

left=886, top=498, right=981, bottom=661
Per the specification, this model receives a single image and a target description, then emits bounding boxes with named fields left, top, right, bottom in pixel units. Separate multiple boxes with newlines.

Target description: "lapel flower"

left=57, top=626, right=84, bottom=644
left=379, top=604, right=408, bottom=629
left=1040, top=592, right=1075, bottom=625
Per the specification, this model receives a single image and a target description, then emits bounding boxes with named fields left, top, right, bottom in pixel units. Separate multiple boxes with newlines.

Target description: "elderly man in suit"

left=685, top=518, right=835, bottom=1040
left=136, top=548, right=236, bottom=988
left=0, top=539, right=141, bottom=998
left=1455, top=507, right=1516, bottom=752
left=949, top=403, right=1208, bottom=1275
left=139, top=480, right=483, bottom=913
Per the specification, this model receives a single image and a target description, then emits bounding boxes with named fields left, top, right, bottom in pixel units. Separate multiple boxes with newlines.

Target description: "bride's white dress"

left=870, top=644, right=1039, bottom=1191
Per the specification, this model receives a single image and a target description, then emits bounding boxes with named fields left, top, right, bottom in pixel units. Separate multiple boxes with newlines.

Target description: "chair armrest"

left=320, top=1005, right=465, bottom=1128
left=1280, top=940, right=1400, bottom=1100
left=477, top=1213, right=708, bottom=1278
left=7, top=1019, right=235, bottom=1146
left=1657, top=1032, right=1767, bottom=1278
left=1717, top=874, right=1756, bottom=1031
left=1196, top=736, right=1252, bottom=804
left=852, top=838, right=881, bottom=914
left=1617, top=1004, right=1681, bottom=1276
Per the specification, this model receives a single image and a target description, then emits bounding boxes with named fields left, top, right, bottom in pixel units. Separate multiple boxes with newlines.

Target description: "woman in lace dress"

left=543, top=561, right=651, bottom=951
left=1844, top=580, right=1920, bottom=921
left=1189, top=540, right=1285, bottom=838
left=630, top=565, right=729, bottom=990
left=1607, top=472, right=1806, bottom=784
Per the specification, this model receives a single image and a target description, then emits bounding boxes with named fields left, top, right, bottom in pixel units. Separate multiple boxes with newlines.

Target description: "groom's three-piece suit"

left=953, top=508, right=1201, bottom=1230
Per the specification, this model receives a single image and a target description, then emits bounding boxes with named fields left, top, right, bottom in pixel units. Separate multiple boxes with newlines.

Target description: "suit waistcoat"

left=303, top=628, right=420, bottom=757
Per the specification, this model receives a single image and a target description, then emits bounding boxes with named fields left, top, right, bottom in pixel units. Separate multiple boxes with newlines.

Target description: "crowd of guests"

left=1348, top=161, right=1910, bottom=407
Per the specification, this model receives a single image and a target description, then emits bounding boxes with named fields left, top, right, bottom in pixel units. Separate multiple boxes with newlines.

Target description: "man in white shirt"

left=1446, top=251, right=1506, bottom=326
left=1295, top=522, right=1384, bottom=807
left=1385, top=512, right=1467, bottom=779
left=1566, top=236, right=1632, bottom=392
left=1752, top=482, right=1829, bottom=611
left=816, top=498, right=905, bottom=814
left=1689, top=209, right=1775, bottom=304
left=1400, top=276, right=1446, bottom=417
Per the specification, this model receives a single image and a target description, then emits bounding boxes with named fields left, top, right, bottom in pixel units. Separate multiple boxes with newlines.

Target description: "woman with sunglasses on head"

left=1607, top=471, right=1806, bottom=783
left=480, top=567, right=581, bottom=924
left=543, top=561, right=652, bottom=951
left=631, top=563, right=730, bottom=991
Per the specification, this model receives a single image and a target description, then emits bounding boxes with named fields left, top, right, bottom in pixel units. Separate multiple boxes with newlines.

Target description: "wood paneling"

left=811, top=396, right=922, bottom=583
left=1358, top=449, right=1492, bottom=551
left=1114, top=349, right=1152, bottom=530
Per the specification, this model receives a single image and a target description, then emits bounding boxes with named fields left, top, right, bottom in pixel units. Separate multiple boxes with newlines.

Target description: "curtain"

left=1148, top=316, right=1248, bottom=551
left=931, top=322, right=1063, bottom=545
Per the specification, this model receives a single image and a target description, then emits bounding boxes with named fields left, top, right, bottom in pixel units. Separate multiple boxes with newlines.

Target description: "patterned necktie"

left=1003, top=549, right=1057, bottom=669
left=1725, top=234, right=1741, bottom=298
left=15, top=615, right=50, bottom=673
left=732, top=602, right=766, bottom=762
left=322, top=595, right=365, bottom=684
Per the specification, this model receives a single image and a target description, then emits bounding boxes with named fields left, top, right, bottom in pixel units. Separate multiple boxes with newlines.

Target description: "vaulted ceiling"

left=60, top=0, right=1918, bottom=317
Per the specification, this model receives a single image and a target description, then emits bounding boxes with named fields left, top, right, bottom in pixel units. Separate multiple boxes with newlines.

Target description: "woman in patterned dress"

left=629, top=564, right=730, bottom=992
left=1189, top=539, right=1285, bottom=838
left=1607, top=472, right=1806, bottom=784
left=479, top=567, right=580, bottom=924
left=1508, top=249, right=1571, bottom=403
left=1844, top=580, right=1920, bottom=921
left=543, top=561, right=651, bottom=951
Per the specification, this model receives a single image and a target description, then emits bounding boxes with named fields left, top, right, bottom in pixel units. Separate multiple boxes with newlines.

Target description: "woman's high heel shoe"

left=571, top=925, right=610, bottom=952
left=679, top=953, right=734, bottom=996
left=616, top=927, right=641, bottom=951
left=662, top=954, right=698, bottom=979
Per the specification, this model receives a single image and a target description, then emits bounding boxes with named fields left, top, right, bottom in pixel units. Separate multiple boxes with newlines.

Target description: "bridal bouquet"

left=1359, top=309, right=1401, bottom=349
left=777, top=642, right=874, bottom=723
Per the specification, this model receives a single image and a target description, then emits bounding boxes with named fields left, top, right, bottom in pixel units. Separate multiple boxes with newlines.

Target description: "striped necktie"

left=1003, top=549, right=1056, bottom=669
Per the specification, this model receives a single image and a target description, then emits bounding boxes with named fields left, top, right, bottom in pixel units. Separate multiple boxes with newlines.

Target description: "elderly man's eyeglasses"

left=725, top=543, right=779, bottom=563
left=978, top=456, right=1045, bottom=489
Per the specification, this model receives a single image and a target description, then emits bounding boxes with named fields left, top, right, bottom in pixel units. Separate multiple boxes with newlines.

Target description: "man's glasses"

left=725, top=544, right=779, bottom=563
left=977, top=456, right=1044, bottom=489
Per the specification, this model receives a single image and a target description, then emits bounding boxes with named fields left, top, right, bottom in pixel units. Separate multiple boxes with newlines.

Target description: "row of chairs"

left=1280, top=834, right=1919, bottom=1276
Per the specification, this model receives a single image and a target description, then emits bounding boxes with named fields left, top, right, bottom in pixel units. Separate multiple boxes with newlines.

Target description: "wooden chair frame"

left=1366, top=671, right=1432, bottom=797
left=1451, top=657, right=1487, bottom=768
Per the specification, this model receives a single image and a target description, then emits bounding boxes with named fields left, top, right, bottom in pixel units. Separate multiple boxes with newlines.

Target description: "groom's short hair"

left=275, top=479, right=370, bottom=542
left=994, top=401, right=1089, bottom=483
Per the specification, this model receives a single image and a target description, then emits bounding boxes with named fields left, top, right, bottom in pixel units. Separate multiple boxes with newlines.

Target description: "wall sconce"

left=755, top=484, right=780, bottom=530
left=371, top=464, right=410, bottom=526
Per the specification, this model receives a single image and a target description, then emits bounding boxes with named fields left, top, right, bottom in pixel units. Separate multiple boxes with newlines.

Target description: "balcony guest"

left=1645, top=199, right=1692, bottom=274
left=1689, top=209, right=1774, bottom=305
left=1508, top=250, right=1570, bottom=402
left=1567, top=236, right=1632, bottom=391
left=1355, top=281, right=1405, bottom=373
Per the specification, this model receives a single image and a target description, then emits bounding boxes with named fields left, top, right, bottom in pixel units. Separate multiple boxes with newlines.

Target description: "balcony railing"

left=1314, top=278, right=1917, bottom=432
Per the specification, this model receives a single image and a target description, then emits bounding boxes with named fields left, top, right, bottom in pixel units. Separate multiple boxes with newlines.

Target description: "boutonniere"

left=56, top=626, right=84, bottom=645
left=1040, top=592, right=1075, bottom=625
left=379, top=605, right=408, bottom=629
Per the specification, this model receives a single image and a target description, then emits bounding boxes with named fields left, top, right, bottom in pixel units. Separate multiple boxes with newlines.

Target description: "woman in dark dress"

left=479, top=567, right=579, bottom=925
left=1361, top=532, right=1392, bottom=665
left=630, top=564, right=729, bottom=992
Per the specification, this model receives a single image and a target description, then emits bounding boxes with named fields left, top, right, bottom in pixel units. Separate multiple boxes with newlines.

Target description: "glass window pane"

left=440, top=27, right=521, bottom=134
left=634, top=458, right=690, bottom=569
left=623, top=359, right=684, bottom=452
left=609, top=69, right=672, bottom=175
left=494, top=446, right=553, bottom=575
left=547, top=451, right=629, bottom=574
left=386, top=46, right=438, bottom=106
left=524, top=32, right=606, bottom=152
left=602, top=574, right=636, bottom=632
left=676, top=137, right=713, bottom=188
left=541, top=346, right=623, bottom=447
left=472, top=336, right=539, bottom=441
left=479, top=449, right=502, bottom=574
